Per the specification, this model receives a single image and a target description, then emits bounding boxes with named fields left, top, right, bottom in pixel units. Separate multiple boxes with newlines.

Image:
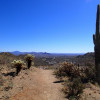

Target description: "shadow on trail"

left=3, top=72, right=16, bottom=77
left=53, top=80, right=64, bottom=83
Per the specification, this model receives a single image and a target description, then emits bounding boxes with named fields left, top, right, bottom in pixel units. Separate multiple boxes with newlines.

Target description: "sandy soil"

left=81, top=83, right=100, bottom=100
left=1, top=66, right=100, bottom=100
left=9, top=68, right=67, bottom=100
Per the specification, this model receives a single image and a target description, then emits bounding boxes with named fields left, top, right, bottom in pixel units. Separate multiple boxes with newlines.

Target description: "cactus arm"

left=93, top=34, right=96, bottom=44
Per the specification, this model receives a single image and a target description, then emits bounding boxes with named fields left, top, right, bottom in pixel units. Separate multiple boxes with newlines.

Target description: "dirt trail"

left=10, top=68, right=67, bottom=100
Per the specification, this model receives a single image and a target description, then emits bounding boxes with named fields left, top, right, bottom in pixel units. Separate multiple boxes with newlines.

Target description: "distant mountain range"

left=0, top=51, right=85, bottom=57
left=8, top=51, right=51, bottom=57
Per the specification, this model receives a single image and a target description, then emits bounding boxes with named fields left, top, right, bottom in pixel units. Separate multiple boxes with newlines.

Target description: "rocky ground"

left=1, top=66, right=100, bottom=100
left=0, top=66, right=67, bottom=100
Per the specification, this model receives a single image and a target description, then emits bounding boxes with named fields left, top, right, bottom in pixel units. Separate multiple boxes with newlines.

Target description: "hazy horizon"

left=0, top=50, right=89, bottom=54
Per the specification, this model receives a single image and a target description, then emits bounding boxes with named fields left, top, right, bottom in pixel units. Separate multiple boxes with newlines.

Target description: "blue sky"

left=0, top=0, right=100, bottom=53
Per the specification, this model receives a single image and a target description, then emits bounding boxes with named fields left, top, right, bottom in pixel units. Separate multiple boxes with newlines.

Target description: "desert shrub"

left=65, top=78, right=84, bottom=100
left=70, top=66, right=81, bottom=80
left=0, top=65, right=3, bottom=71
left=55, top=62, right=80, bottom=79
left=0, top=74, right=4, bottom=86
left=82, top=66, right=96, bottom=83
left=55, top=62, right=96, bottom=100
left=55, top=61, right=96, bottom=83
left=25, top=54, right=35, bottom=69
left=11, top=60, right=25, bottom=75
left=55, top=62, right=74, bottom=77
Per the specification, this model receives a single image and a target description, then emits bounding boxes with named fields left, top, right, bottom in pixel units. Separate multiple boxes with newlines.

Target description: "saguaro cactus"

left=93, top=4, right=100, bottom=84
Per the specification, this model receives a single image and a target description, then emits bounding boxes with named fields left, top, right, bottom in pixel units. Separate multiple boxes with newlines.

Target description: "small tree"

left=25, top=54, right=34, bottom=69
left=11, top=60, right=25, bottom=75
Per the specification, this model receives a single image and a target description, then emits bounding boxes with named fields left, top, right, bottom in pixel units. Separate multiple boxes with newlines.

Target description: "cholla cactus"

left=25, top=54, right=35, bottom=69
left=11, top=60, right=25, bottom=75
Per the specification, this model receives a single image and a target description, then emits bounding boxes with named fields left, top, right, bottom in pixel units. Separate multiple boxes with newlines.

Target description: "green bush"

left=25, top=54, right=35, bottom=69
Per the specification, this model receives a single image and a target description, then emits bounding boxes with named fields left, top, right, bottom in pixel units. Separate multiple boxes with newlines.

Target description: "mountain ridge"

left=0, top=51, right=85, bottom=57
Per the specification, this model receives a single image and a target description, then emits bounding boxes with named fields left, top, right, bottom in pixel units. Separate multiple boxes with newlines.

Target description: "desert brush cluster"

left=54, top=61, right=96, bottom=100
